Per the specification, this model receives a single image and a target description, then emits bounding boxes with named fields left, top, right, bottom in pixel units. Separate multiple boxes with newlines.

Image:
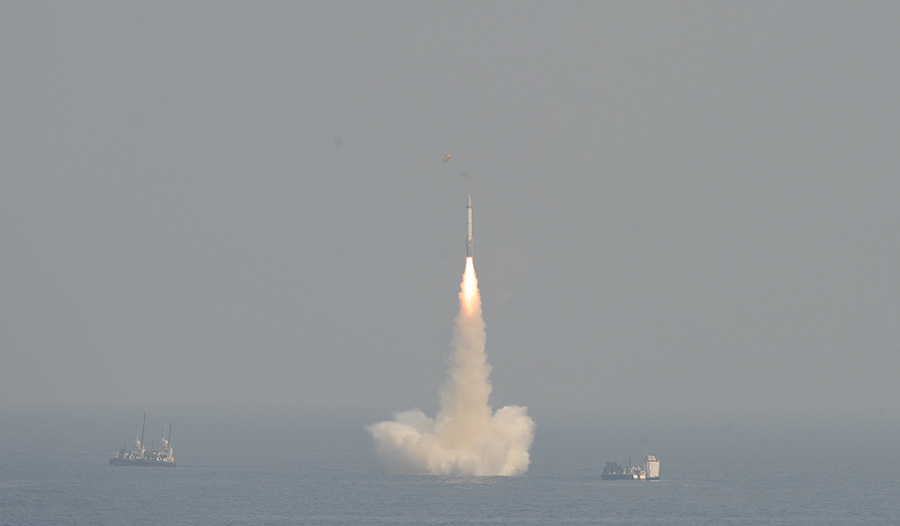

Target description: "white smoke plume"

left=367, top=258, right=536, bottom=476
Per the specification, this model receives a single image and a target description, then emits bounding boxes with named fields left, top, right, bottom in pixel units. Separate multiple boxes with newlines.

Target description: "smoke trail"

left=367, top=257, right=535, bottom=476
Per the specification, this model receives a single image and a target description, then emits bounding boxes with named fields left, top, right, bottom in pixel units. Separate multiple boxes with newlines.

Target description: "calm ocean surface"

left=1, top=408, right=898, bottom=525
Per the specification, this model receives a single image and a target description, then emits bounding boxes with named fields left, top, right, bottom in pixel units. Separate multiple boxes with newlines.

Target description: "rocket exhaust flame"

left=462, top=257, right=478, bottom=316
left=367, top=199, right=535, bottom=476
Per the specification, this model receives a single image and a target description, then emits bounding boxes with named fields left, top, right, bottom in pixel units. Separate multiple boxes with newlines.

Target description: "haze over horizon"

left=2, top=2, right=899, bottom=415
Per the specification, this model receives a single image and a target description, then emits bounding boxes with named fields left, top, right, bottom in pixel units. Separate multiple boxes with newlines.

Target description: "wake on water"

left=367, top=258, right=535, bottom=476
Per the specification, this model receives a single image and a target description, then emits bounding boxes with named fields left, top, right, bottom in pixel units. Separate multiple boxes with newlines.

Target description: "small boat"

left=109, top=409, right=176, bottom=467
left=601, top=454, right=658, bottom=480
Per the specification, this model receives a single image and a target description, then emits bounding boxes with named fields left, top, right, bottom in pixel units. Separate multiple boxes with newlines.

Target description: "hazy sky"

left=2, top=2, right=899, bottom=414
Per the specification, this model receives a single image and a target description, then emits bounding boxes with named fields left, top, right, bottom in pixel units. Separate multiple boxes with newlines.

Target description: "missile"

left=466, top=195, right=473, bottom=257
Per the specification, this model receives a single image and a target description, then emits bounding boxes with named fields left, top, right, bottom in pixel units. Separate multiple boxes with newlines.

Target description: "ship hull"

left=109, top=458, right=175, bottom=467
left=600, top=473, right=641, bottom=480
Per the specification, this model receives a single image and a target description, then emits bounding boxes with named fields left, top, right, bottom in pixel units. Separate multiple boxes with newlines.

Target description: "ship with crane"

left=109, top=409, right=176, bottom=467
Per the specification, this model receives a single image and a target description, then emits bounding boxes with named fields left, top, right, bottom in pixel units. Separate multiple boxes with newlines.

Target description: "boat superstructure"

left=644, top=454, right=660, bottom=480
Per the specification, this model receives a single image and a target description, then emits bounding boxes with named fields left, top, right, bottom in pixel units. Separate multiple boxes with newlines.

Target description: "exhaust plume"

left=367, top=257, right=535, bottom=476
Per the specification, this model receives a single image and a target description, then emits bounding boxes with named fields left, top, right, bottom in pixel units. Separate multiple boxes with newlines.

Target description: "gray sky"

left=2, top=1, right=899, bottom=414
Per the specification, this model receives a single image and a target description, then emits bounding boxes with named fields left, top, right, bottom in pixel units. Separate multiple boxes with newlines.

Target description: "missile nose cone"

left=467, top=195, right=472, bottom=207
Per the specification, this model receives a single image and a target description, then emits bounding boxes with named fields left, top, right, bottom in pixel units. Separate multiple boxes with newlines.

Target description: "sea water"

left=1, top=408, right=898, bottom=525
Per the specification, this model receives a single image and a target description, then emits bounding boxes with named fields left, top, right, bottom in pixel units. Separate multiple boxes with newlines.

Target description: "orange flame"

left=461, top=257, right=480, bottom=316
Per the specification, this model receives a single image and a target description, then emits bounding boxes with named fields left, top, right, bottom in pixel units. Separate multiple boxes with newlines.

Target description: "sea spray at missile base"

left=367, top=197, right=535, bottom=476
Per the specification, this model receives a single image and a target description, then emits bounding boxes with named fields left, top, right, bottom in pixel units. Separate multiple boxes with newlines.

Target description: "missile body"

left=466, top=195, right=473, bottom=257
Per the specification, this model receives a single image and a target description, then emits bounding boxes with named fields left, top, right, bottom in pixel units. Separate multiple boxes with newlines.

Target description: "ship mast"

left=140, top=408, right=147, bottom=447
